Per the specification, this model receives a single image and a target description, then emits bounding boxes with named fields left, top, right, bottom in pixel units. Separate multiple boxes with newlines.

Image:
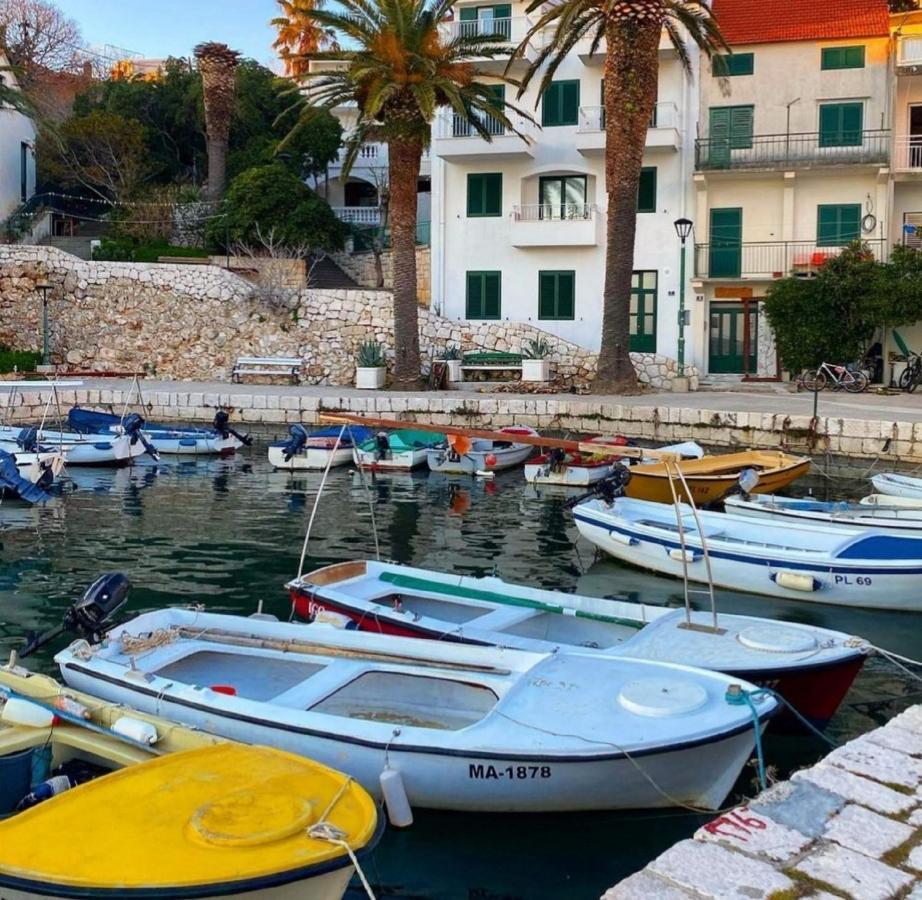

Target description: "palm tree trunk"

left=388, top=137, right=423, bottom=386
left=594, top=18, right=662, bottom=394
left=206, top=139, right=228, bottom=202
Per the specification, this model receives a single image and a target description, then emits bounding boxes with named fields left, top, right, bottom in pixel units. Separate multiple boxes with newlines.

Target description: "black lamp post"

left=36, top=282, right=52, bottom=367
left=673, top=218, right=694, bottom=376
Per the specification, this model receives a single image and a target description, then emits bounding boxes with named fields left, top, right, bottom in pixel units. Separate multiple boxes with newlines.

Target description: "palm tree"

left=281, top=0, right=529, bottom=387
left=272, top=0, right=336, bottom=77
left=515, top=1, right=725, bottom=392
left=194, top=42, right=241, bottom=201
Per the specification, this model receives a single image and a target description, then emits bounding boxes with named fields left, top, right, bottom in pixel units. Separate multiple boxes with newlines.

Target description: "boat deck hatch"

left=155, top=651, right=325, bottom=701
left=309, top=672, right=498, bottom=730
left=376, top=592, right=491, bottom=625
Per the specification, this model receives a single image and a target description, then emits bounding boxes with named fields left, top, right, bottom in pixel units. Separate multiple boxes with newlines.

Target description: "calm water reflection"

left=0, top=457, right=918, bottom=899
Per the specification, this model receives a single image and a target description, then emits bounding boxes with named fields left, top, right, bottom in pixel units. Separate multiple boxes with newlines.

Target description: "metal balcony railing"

left=894, top=137, right=922, bottom=170
left=438, top=16, right=533, bottom=47
left=512, top=203, right=595, bottom=221
left=693, top=239, right=889, bottom=279
left=899, top=36, right=922, bottom=67
left=577, top=101, right=678, bottom=133
left=695, top=130, right=891, bottom=170
left=433, top=110, right=534, bottom=143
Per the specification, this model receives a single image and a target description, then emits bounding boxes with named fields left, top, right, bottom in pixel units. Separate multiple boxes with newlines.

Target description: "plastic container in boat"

left=112, top=716, right=158, bottom=745
left=1, top=697, right=56, bottom=728
left=0, top=748, right=33, bottom=814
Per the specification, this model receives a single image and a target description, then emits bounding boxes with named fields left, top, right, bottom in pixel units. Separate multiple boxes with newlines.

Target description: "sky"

left=57, top=0, right=282, bottom=70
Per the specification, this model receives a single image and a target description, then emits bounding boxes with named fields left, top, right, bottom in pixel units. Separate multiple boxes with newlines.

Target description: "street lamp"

left=36, top=282, right=52, bottom=367
left=673, top=218, right=693, bottom=376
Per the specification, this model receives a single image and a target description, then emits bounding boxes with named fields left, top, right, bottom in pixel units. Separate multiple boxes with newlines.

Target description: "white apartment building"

left=429, top=7, right=699, bottom=360
left=0, top=49, right=36, bottom=221
left=692, top=0, right=891, bottom=377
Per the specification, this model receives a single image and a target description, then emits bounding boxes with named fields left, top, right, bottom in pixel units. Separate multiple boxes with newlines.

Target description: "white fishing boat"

left=268, top=425, right=373, bottom=471
left=57, top=607, right=777, bottom=813
left=573, top=496, right=922, bottom=611
left=524, top=439, right=704, bottom=487
left=426, top=426, right=538, bottom=475
left=726, top=493, right=922, bottom=534
left=353, top=429, right=444, bottom=471
left=0, top=425, right=149, bottom=467
left=290, top=560, right=866, bottom=728
left=860, top=493, right=922, bottom=509
left=870, top=472, right=922, bottom=500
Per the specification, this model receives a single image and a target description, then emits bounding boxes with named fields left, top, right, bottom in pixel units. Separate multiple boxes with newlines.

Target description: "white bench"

left=232, top=356, right=302, bottom=384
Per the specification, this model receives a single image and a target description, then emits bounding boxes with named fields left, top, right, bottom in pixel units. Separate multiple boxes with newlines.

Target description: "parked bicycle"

left=899, top=351, right=922, bottom=393
left=798, top=361, right=869, bottom=393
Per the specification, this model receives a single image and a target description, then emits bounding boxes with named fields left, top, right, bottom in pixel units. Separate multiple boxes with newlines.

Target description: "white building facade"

left=429, top=9, right=700, bottom=361
left=0, top=50, right=36, bottom=221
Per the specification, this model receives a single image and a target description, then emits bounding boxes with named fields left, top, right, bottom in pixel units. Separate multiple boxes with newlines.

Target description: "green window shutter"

left=459, top=6, right=477, bottom=19
left=467, top=174, right=482, bottom=216
left=542, top=83, right=561, bottom=126
left=467, top=173, right=502, bottom=216
left=493, top=4, right=511, bottom=17
left=845, top=46, right=865, bottom=68
left=561, top=80, right=579, bottom=125
left=542, top=80, right=579, bottom=126
left=729, top=106, right=753, bottom=149
left=483, top=271, right=501, bottom=318
left=841, top=103, right=863, bottom=145
left=538, top=272, right=556, bottom=318
left=538, top=271, right=575, bottom=320
left=817, top=204, right=862, bottom=246
left=466, top=271, right=501, bottom=319
left=822, top=45, right=865, bottom=70
left=713, top=53, right=754, bottom=77
left=709, top=107, right=730, bottom=142
left=638, top=167, right=657, bottom=213
left=819, top=103, right=863, bottom=147
left=466, top=271, right=483, bottom=318
left=558, top=272, right=575, bottom=319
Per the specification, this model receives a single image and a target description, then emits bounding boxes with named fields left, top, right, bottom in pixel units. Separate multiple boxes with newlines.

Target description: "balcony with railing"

left=332, top=206, right=382, bottom=225
left=431, top=110, right=535, bottom=161
left=695, top=130, right=890, bottom=171
left=328, top=143, right=431, bottom=177
left=898, top=35, right=922, bottom=69
left=893, top=137, right=922, bottom=172
left=437, top=16, right=537, bottom=68
left=509, top=203, right=599, bottom=247
left=575, top=102, right=681, bottom=155
left=693, top=239, right=889, bottom=280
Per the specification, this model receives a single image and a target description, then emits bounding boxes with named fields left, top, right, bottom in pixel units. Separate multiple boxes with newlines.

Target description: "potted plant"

left=522, top=337, right=553, bottom=382
left=355, top=340, right=386, bottom=389
left=442, top=344, right=462, bottom=383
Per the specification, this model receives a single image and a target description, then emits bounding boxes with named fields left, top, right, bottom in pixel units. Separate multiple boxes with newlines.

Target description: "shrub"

left=0, top=348, right=42, bottom=372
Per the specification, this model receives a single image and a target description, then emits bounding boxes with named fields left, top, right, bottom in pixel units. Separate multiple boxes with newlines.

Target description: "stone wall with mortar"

left=330, top=246, right=431, bottom=304
left=0, top=245, right=695, bottom=389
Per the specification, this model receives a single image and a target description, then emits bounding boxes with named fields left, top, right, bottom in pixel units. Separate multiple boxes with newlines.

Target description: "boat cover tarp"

left=360, top=430, right=444, bottom=451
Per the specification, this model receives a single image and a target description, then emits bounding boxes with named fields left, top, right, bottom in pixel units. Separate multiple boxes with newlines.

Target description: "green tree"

left=284, top=0, right=528, bottom=387
left=207, top=163, right=344, bottom=250
left=517, top=1, right=725, bottom=392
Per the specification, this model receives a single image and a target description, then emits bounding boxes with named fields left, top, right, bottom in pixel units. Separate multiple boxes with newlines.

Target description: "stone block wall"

left=331, top=246, right=431, bottom=304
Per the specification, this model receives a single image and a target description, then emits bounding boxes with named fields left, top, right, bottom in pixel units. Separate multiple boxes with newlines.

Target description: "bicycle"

left=899, top=351, right=922, bottom=393
left=798, top=361, right=869, bottom=393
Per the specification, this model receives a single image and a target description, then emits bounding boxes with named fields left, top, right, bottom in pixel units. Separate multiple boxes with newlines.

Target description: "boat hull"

left=353, top=448, right=429, bottom=470
left=427, top=444, right=533, bottom=474
left=147, top=434, right=240, bottom=456
left=0, top=433, right=144, bottom=467
left=871, top=472, right=922, bottom=500
left=524, top=461, right=615, bottom=486
left=268, top=445, right=355, bottom=470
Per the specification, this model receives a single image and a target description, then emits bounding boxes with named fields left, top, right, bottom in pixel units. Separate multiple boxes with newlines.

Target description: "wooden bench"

left=459, top=352, right=523, bottom=381
left=232, top=356, right=302, bottom=384
left=157, top=256, right=212, bottom=265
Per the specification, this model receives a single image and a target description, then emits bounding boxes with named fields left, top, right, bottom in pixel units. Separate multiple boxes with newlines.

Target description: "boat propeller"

left=18, top=573, right=131, bottom=658
left=122, top=414, right=160, bottom=461
left=213, top=410, right=252, bottom=446
left=563, top=464, right=632, bottom=509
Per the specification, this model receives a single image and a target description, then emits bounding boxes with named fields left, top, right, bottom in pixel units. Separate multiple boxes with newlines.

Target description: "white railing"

left=512, top=203, right=595, bottom=221
left=332, top=206, right=382, bottom=224
left=438, top=16, right=533, bottom=47
left=894, top=137, right=922, bottom=170
left=434, top=110, right=534, bottom=141
left=577, top=101, right=679, bottom=133
left=331, top=142, right=387, bottom=168
left=899, top=36, right=922, bottom=66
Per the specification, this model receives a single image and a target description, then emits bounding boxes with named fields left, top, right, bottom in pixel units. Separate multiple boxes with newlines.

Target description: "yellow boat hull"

left=625, top=450, right=812, bottom=505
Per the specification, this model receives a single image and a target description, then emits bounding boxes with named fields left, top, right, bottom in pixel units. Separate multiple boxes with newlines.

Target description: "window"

left=542, top=80, right=580, bottom=127
left=20, top=142, right=28, bottom=202
left=538, top=271, right=575, bottom=320
left=630, top=271, right=657, bottom=352
left=709, top=105, right=754, bottom=150
left=538, top=175, right=587, bottom=219
left=712, top=53, right=754, bottom=77
left=816, top=204, right=861, bottom=246
left=466, top=271, right=501, bottom=319
left=458, top=4, right=512, bottom=39
left=638, top=167, right=656, bottom=213
left=821, top=46, right=865, bottom=70
left=467, top=173, right=502, bottom=217
left=819, top=102, right=863, bottom=147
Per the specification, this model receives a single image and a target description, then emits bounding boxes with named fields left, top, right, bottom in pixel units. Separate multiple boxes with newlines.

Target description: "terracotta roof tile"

left=711, top=0, right=890, bottom=46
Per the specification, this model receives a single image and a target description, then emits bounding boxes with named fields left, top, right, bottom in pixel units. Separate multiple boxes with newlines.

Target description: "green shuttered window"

left=821, top=46, right=865, bottom=70
left=467, top=173, right=502, bottom=216
left=712, top=53, right=754, bottom=77
left=816, top=205, right=861, bottom=246
left=819, top=103, right=863, bottom=147
left=638, top=167, right=657, bottom=213
left=542, top=80, right=580, bottom=127
left=538, top=271, right=575, bottom=320
left=630, top=270, right=657, bottom=352
left=466, top=271, right=502, bottom=319
left=709, top=105, right=754, bottom=150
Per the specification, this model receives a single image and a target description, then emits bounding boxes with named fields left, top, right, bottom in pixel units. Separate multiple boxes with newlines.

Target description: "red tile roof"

left=711, top=0, right=890, bottom=46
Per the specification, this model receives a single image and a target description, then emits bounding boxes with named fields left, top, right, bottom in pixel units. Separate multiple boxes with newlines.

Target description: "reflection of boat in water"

left=60, top=464, right=160, bottom=494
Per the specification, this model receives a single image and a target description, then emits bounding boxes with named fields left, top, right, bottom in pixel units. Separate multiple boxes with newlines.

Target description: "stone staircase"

left=309, top=257, right=359, bottom=289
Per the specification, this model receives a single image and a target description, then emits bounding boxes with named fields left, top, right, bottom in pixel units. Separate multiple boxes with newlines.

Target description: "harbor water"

left=0, top=455, right=919, bottom=900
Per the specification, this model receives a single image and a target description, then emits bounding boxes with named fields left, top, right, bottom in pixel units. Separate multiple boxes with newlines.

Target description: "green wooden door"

left=709, top=208, right=742, bottom=278
left=709, top=303, right=757, bottom=374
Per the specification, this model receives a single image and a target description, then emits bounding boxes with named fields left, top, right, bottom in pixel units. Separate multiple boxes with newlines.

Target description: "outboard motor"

left=548, top=447, right=567, bottom=474
left=281, top=424, right=309, bottom=462
left=122, top=413, right=160, bottom=461
left=374, top=432, right=390, bottom=461
left=0, top=449, right=50, bottom=504
left=16, top=427, right=39, bottom=453
left=213, top=409, right=252, bottom=446
left=563, top=463, right=632, bottom=510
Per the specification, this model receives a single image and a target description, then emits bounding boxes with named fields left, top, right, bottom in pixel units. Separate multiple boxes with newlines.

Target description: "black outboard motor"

left=0, top=450, right=50, bottom=504
left=213, top=409, right=252, bottom=446
left=374, top=432, right=390, bottom=461
left=281, top=424, right=309, bottom=461
left=122, top=413, right=160, bottom=461
left=19, top=573, right=131, bottom=657
left=563, top=463, right=632, bottom=510
left=16, top=427, right=39, bottom=453
left=548, top=447, right=567, bottom=473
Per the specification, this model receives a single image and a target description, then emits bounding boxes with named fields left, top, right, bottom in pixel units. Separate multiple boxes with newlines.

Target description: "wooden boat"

left=726, top=493, right=922, bottom=534
left=0, top=424, right=148, bottom=466
left=0, top=666, right=380, bottom=900
left=870, top=472, right=922, bottom=500
left=68, top=407, right=250, bottom=457
left=57, top=607, right=777, bottom=812
left=524, top=439, right=704, bottom=487
left=353, top=429, right=444, bottom=470
left=625, top=450, right=811, bottom=505
left=426, top=426, right=538, bottom=475
left=268, top=425, right=373, bottom=471
left=573, top=496, right=922, bottom=611
left=290, top=560, right=866, bottom=729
